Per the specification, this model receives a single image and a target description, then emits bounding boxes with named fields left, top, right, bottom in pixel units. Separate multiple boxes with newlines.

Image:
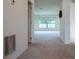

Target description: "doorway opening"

left=30, top=0, right=61, bottom=45
left=28, top=1, right=33, bottom=47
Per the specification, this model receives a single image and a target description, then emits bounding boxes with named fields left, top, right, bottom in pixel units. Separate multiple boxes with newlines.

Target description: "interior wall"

left=33, top=15, right=60, bottom=31
left=60, top=0, right=70, bottom=43
left=70, top=1, right=75, bottom=41
left=60, top=0, right=75, bottom=44
left=3, top=0, right=33, bottom=59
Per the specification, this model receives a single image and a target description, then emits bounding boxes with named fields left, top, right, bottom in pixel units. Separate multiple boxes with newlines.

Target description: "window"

left=38, top=19, right=56, bottom=29
left=48, top=24, right=55, bottom=28
left=38, top=20, right=47, bottom=28
left=39, top=24, right=47, bottom=28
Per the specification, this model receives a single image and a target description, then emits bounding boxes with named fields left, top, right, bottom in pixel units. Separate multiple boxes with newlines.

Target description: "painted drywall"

left=33, top=15, right=60, bottom=31
left=60, top=0, right=75, bottom=44
left=60, top=0, right=64, bottom=42
left=70, top=2, right=75, bottom=42
left=3, top=0, right=34, bottom=59
left=60, top=0, right=70, bottom=43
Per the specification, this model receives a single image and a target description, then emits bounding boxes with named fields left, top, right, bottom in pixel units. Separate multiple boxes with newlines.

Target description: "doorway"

left=28, top=1, right=32, bottom=46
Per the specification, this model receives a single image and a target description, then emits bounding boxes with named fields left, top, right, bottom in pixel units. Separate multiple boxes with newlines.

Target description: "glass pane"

left=51, top=21, right=56, bottom=23
left=39, top=24, right=47, bottom=28
left=48, top=20, right=56, bottom=24
left=38, top=20, right=47, bottom=24
left=48, top=24, right=55, bottom=28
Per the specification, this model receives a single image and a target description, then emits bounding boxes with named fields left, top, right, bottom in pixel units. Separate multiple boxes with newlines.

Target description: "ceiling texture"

left=34, top=0, right=61, bottom=15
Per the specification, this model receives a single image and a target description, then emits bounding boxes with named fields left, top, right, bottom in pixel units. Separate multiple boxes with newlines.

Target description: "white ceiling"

left=34, top=0, right=61, bottom=15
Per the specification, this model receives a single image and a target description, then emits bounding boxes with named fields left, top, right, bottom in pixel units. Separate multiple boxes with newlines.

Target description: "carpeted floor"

left=17, top=31, right=75, bottom=59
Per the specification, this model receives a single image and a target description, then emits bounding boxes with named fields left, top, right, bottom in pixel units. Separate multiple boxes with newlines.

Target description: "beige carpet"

left=17, top=31, right=75, bottom=59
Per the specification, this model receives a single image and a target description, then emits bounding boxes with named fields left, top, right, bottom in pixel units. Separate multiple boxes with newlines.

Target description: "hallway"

left=17, top=31, right=75, bottom=59
left=3, top=0, right=75, bottom=59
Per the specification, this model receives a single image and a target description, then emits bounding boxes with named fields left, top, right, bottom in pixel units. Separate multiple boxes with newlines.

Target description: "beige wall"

left=3, top=0, right=34, bottom=59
